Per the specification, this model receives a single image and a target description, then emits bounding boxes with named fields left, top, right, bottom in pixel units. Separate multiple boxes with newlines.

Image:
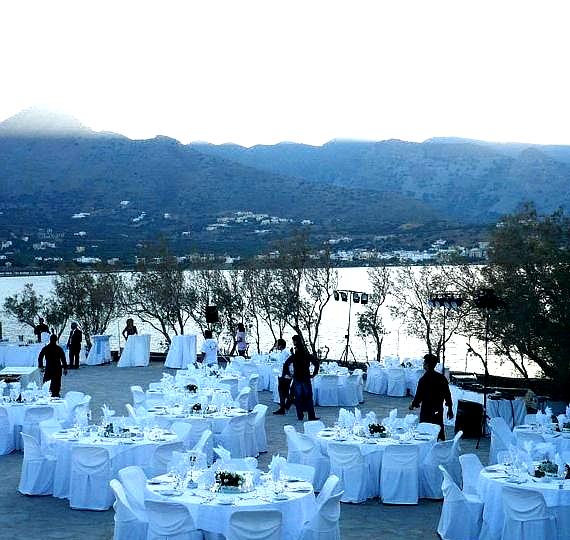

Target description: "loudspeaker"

left=205, top=305, right=219, bottom=324
left=455, top=399, right=483, bottom=438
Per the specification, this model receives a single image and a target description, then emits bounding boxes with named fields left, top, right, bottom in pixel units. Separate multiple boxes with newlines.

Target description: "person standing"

left=409, top=353, right=454, bottom=440
left=121, top=318, right=138, bottom=340
left=33, top=317, right=50, bottom=343
left=200, top=329, right=218, bottom=366
left=281, top=335, right=320, bottom=421
left=38, top=334, right=68, bottom=397
left=235, top=323, right=248, bottom=357
left=273, top=338, right=294, bottom=415
left=67, top=322, right=83, bottom=370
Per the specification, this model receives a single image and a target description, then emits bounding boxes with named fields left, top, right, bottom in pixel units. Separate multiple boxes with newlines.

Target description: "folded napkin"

left=101, top=403, right=115, bottom=420
left=522, top=440, right=534, bottom=457
left=269, top=454, right=287, bottom=482
left=566, top=404, right=570, bottom=418
left=214, top=446, right=231, bottom=463
left=354, top=408, right=362, bottom=423
left=364, top=411, right=377, bottom=425
left=389, top=408, right=398, bottom=421
left=404, top=413, right=418, bottom=428
left=544, top=406, right=553, bottom=420
left=534, top=443, right=555, bottom=461
left=535, top=410, right=547, bottom=425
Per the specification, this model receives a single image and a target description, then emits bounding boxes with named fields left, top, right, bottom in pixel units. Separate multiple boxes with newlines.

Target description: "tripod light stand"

left=334, top=289, right=368, bottom=366
left=428, top=293, right=464, bottom=372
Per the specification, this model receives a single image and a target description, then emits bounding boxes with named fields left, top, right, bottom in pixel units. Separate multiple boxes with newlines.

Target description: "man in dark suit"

left=273, top=338, right=293, bottom=415
left=67, top=322, right=82, bottom=370
left=38, top=334, right=68, bottom=397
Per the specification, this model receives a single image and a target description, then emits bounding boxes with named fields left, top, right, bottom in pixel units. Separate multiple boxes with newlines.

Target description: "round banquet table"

left=46, top=427, right=179, bottom=500
left=175, top=372, right=246, bottom=399
left=146, top=406, right=250, bottom=434
left=477, top=466, right=570, bottom=540
left=513, top=424, right=570, bottom=454
left=312, top=373, right=348, bottom=406
left=147, top=474, right=316, bottom=540
left=315, top=428, right=436, bottom=499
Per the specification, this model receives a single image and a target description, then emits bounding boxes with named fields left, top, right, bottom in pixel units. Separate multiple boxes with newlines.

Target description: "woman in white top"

left=200, top=329, right=218, bottom=365
left=235, top=323, right=248, bottom=357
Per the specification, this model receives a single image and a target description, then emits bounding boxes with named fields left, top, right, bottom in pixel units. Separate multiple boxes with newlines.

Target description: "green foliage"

left=3, top=283, right=44, bottom=329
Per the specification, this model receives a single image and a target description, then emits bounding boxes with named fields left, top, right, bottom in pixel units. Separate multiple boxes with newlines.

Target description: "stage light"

left=333, top=290, right=340, bottom=301
left=360, top=293, right=368, bottom=305
left=353, top=293, right=360, bottom=303
left=340, top=291, right=348, bottom=302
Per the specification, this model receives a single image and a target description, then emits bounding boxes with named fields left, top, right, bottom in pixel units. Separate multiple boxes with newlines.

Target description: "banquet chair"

left=327, top=442, right=375, bottom=502
left=337, top=374, right=360, bottom=407
left=151, top=442, right=185, bottom=476
left=419, top=431, right=463, bottom=499
left=458, top=453, right=483, bottom=497
left=501, top=485, right=556, bottom=540
left=437, top=465, right=483, bottom=540
left=130, top=386, right=146, bottom=408
left=21, top=406, right=55, bottom=448
left=283, top=426, right=329, bottom=491
left=169, top=450, right=207, bottom=471
left=299, top=475, right=342, bottom=540
left=145, top=499, right=203, bottom=540
left=408, top=368, right=425, bottom=397
left=229, top=510, right=282, bottom=540
left=380, top=444, right=419, bottom=505
left=235, top=387, right=251, bottom=411
left=38, top=418, right=63, bottom=452
left=64, top=390, right=85, bottom=409
left=245, top=412, right=259, bottom=457
left=63, top=395, right=92, bottom=428
left=18, top=433, right=56, bottom=495
left=364, top=363, right=387, bottom=395
left=316, top=375, right=339, bottom=406
left=184, top=419, right=214, bottom=465
left=110, top=479, right=149, bottom=540
left=216, top=415, right=249, bottom=458
left=69, top=446, right=114, bottom=510
left=524, top=413, right=537, bottom=425
left=303, top=420, right=326, bottom=437
left=488, top=417, right=516, bottom=464
left=118, top=466, right=152, bottom=521
left=252, top=404, right=268, bottom=454
left=192, top=429, right=213, bottom=461
left=386, top=368, right=407, bottom=397
left=0, top=406, right=15, bottom=455
left=247, top=374, right=259, bottom=410
left=214, top=457, right=258, bottom=471
left=171, top=421, right=193, bottom=449
left=353, top=369, right=365, bottom=403
left=417, top=423, right=441, bottom=438
left=281, top=462, right=316, bottom=484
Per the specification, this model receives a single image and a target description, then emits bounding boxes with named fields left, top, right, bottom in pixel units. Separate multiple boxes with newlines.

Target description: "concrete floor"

left=0, top=363, right=490, bottom=540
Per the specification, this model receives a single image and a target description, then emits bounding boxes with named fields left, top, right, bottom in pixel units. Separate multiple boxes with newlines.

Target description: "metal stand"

left=339, top=293, right=357, bottom=365
left=476, top=310, right=491, bottom=449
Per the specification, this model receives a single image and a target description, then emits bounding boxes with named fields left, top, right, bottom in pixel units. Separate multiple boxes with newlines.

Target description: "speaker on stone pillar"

left=205, top=305, right=219, bottom=324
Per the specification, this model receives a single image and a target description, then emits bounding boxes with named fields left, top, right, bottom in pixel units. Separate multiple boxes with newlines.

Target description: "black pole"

left=442, top=307, right=447, bottom=372
left=476, top=309, right=490, bottom=448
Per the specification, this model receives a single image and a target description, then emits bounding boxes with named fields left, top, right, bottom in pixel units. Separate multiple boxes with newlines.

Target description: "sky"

left=1, top=0, right=570, bottom=147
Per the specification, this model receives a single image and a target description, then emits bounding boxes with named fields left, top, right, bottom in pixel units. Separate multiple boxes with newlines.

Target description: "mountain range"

left=0, top=107, right=568, bottom=266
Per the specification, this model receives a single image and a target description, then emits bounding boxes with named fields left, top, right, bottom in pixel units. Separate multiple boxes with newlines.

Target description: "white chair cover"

left=419, top=431, right=463, bottom=499
left=489, top=417, right=516, bottom=464
left=69, top=446, right=114, bottom=510
left=235, top=387, right=251, bottom=411
left=184, top=419, right=214, bottom=465
left=215, top=415, right=249, bottom=458
left=364, top=364, right=387, bottom=395
left=248, top=374, right=259, bottom=410
left=337, top=374, right=360, bottom=407
left=284, top=425, right=330, bottom=491
left=145, top=499, right=203, bottom=540
left=118, top=466, right=150, bottom=523
left=171, top=422, right=193, bottom=449
left=327, top=442, right=375, bottom=502
left=417, top=422, right=441, bottom=438
left=459, top=453, right=483, bottom=497
left=252, top=404, right=268, bottom=454
left=316, top=375, right=339, bottom=406
left=192, top=429, right=213, bottom=462
left=228, top=510, right=282, bottom=540
left=110, top=479, right=149, bottom=540
left=437, top=465, right=483, bottom=540
left=38, top=418, right=63, bottom=453
left=18, top=433, right=55, bottom=495
left=215, top=457, right=258, bottom=472
left=300, top=475, right=342, bottom=540
left=381, top=444, right=419, bottom=504
left=0, top=406, right=15, bottom=455
left=164, top=334, right=197, bottom=369
left=64, top=390, right=85, bottom=409
left=501, top=485, right=556, bottom=540
left=130, top=386, right=146, bottom=408
left=21, top=406, right=55, bottom=446
left=151, top=442, right=185, bottom=476
left=353, top=369, right=365, bottom=403
left=386, top=368, right=407, bottom=397
left=63, top=395, right=92, bottom=428
left=303, top=420, right=325, bottom=437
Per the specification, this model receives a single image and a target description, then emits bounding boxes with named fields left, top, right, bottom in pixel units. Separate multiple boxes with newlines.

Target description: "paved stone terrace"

left=0, top=363, right=490, bottom=540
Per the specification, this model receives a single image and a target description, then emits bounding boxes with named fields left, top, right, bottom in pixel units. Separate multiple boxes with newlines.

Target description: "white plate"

left=273, top=494, right=289, bottom=501
left=216, top=498, right=235, bottom=505
left=160, top=489, right=183, bottom=496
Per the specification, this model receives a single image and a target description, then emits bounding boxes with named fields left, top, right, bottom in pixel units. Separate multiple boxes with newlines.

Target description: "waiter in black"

left=281, top=335, right=320, bottom=422
left=33, top=318, right=50, bottom=342
left=38, top=334, right=68, bottom=397
left=409, top=353, right=453, bottom=440
left=67, top=322, right=82, bottom=369
left=273, top=338, right=293, bottom=415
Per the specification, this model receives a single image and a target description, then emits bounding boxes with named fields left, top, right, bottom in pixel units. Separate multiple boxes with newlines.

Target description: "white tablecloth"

left=147, top=476, right=316, bottom=540
left=118, top=335, right=151, bottom=367
left=85, top=335, right=111, bottom=365
left=147, top=407, right=250, bottom=435
left=0, top=366, right=42, bottom=388
left=478, top=467, right=570, bottom=540
left=446, top=385, right=527, bottom=429
left=47, top=428, right=178, bottom=500
left=165, top=335, right=197, bottom=369
left=513, top=425, right=570, bottom=454
left=0, top=343, right=43, bottom=367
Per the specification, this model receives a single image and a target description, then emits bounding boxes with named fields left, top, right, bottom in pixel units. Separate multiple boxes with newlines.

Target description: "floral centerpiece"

left=565, top=464, right=570, bottom=480
left=215, top=470, right=245, bottom=492
left=368, top=423, right=388, bottom=438
left=563, top=421, right=570, bottom=431
left=192, top=402, right=202, bottom=413
left=534, top=460, right=558, bottom=478
left=185, top=384, right=198, bottom=393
